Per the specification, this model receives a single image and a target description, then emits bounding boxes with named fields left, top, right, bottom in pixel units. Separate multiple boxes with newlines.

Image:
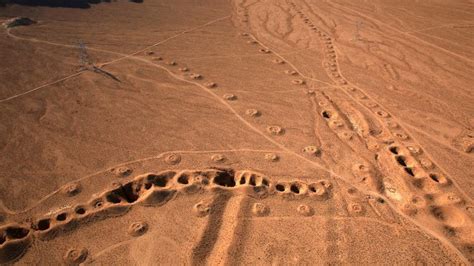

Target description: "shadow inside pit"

left=1, top=0, right=144, bottom=8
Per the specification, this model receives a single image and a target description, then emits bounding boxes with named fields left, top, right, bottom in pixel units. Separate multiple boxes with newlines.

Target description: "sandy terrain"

left=0, top=0, right=473, bottom=264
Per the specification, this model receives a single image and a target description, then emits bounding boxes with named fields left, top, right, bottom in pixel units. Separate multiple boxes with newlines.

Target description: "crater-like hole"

left=37, top=219, right=50, bottom=231
left=275, top=184, right=285, bottom=192
left=0, top=234, right=5, bottom=245
left=177, top=175, right=189, bottom=185
left=213, top=170, right=236, bottom=187
left=430, top=206, right=444, bottom=220
left=144, top=183, right=152, bottom=190
left=262, top=178, right=269, bottom=187
left=404, top=167, right=415, bottom=177
left=239, top=176, right=246, bottom=185
left=75, top=206, right=86, bottom=215
left=56, top=213, right=67, bottom=221
left=120, top=182, right=141, bottom=203
left=148, top=174, right=170, bottom=187
left=322, top=111, right=331, bottom=119
left=290, top=183, right=300, bottom=194
left=93, top=199, right=104, bottom=209
left=309, top=185, right=317, bottom=193
left=389, top=146, right=399, bottom=154
left=395, top=155, right=407, bottom=167
left=249, top=176, right=256, bottom=186
left=6, top=227, right=29, bottom=239
left=106, top=193, right=122, bottom=204
left=430, top=173, right=440, bottom=183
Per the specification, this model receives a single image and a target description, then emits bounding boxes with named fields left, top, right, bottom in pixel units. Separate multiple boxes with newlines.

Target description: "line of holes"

left=239, top=175, right=269, bottom=187
left=390, top=146, right=415, bottom=177
left=31, top=175, right=333, bottom=232
left=32, top=173, right=177, bottom=232
left=176, top=172, right=273, bottom=190
left=33, top=172, right=243, bottom=232
left=150, top=172, right=271, bottom=188
left=390, top=146, right=442, bottom=183
left=33, top=206, right=87, bottom=232
left=32, top=172, right=261, bottom=231
left=275, top=183, right=319, bottom=194
left=212, top=172, right=270, bottom=188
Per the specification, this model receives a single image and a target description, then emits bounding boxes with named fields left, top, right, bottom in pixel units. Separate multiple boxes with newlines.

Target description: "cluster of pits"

left=388, top=145, right=449, bottom=186
left=2, top=168, right=335, bottom=264
left=290, top=5, right=348, bottom=86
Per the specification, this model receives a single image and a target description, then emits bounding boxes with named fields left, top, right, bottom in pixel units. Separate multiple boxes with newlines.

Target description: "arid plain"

left=0, top=0, right=473, bottom=264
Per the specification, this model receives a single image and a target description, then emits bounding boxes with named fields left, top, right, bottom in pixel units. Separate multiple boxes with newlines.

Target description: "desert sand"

left=0, top=0, right=473, bottom=264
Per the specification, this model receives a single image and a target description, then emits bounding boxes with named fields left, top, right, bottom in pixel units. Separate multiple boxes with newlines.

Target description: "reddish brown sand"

left=0, top=0, right=473, bottom=264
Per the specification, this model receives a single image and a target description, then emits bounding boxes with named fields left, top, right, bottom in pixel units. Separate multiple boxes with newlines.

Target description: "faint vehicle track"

left=328, top=1, right=474, bottom=63
left=0, top=15, right=231, bottom=103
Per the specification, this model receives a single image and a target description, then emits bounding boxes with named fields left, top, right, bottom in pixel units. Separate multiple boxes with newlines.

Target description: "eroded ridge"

left=0, top=168, right=335, bottom=264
